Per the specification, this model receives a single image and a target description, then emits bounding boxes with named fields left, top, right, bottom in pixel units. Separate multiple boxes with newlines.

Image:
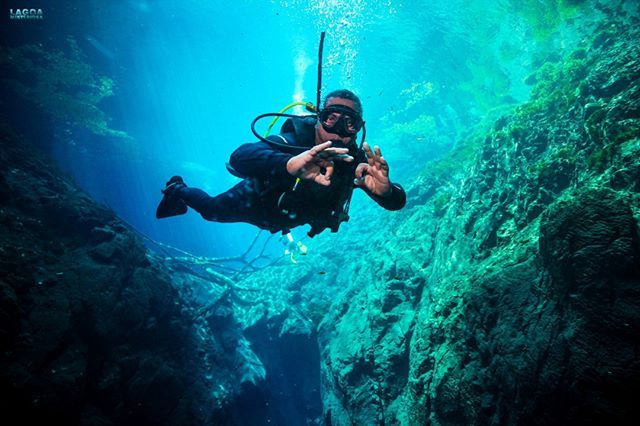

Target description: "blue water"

left=17, top=0, right=603, bottom=259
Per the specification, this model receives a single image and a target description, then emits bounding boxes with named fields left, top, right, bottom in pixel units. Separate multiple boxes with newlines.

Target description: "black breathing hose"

left=250, top=113, right=316, bottom=152
left=317, top=31, right=325, bottom=112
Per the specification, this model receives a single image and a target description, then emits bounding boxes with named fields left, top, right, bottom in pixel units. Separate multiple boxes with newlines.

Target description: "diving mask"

left=319, top=105, right=363, bottom=137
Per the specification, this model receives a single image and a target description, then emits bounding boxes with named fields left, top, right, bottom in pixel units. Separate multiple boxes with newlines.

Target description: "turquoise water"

left=1, top=0, right=609, bottom=257
left=2, top=1, right=639, bottom=424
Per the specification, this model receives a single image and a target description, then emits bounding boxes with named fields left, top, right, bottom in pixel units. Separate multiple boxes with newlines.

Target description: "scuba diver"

left=156, top=89, right=406, bottom=237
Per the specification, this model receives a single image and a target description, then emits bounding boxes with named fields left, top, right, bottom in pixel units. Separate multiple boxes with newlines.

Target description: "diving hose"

left=317, top=31, right=325, bottom=113
left=263, top=101, right=317, bottom=136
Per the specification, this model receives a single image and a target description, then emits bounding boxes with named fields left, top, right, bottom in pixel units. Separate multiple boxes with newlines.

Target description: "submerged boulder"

left=0, top=127, right=265, bottom=425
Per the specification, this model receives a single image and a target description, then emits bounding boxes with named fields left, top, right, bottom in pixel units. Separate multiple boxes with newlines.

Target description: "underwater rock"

left=0, top=172, right=11, bottom=204
left=0, top=280, right=19, bottom=349
left=303, top=14, right=640, bottom=426
left=89, top=225, right=117, bottom=244
left=0, top=128, right=264, bottom=425
left=540, top=188, right=639, bottom=294
left=88, top=232, right=147, bottom=265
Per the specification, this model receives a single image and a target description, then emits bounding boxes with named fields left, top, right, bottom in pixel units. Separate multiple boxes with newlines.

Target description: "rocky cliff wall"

left=0, top=124, right=271, bottom=425
left=312, top=16, right=640, bottom=425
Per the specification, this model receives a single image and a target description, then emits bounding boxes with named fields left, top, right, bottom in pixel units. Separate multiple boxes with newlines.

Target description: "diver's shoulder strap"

left=281, top=117, right=316, bottom=145
left=270, top=134, right=289, bottom=145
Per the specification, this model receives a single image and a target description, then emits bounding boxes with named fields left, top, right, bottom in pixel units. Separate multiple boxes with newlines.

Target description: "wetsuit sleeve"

left=229, top=140, right=293, bottom=179
left=363, top=182, right=407, bottom=211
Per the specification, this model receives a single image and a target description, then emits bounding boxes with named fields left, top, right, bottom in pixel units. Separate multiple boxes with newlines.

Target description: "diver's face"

left=315, top=97, right=358, bottom=145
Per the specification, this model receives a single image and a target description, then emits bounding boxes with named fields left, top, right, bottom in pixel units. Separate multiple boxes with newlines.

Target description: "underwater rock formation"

left=0, top=125, right=269, bottom=425
left=0, top=40, right=130, bottom=142
left=304, top=16, right=640, bottom=426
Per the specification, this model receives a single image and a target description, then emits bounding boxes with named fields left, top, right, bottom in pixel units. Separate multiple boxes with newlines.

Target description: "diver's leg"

left=174, top=181, right=260, bottom=223
left=156, top=176, right=271, bottom=226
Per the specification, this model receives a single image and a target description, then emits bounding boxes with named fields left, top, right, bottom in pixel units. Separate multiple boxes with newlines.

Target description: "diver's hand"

left=286, top=141, right=353, bottom=186
left=354, top=142, right=392, bottom=196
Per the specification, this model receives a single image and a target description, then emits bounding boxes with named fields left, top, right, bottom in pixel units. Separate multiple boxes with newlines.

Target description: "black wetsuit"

left=175, top=118, right=406, bottom=236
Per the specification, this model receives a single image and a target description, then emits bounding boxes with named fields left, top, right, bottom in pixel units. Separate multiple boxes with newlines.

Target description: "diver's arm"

left=229, top=141, right=293, bottom=179
left=364, top=182, right=406, bottom=211
left=231, top=138, right=353, bottom=183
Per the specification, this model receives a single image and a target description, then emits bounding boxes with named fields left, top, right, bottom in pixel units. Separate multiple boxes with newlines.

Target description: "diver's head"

left=315, top=89, right=364, bottom=145
left=323, top=89, right=363, bottom=116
